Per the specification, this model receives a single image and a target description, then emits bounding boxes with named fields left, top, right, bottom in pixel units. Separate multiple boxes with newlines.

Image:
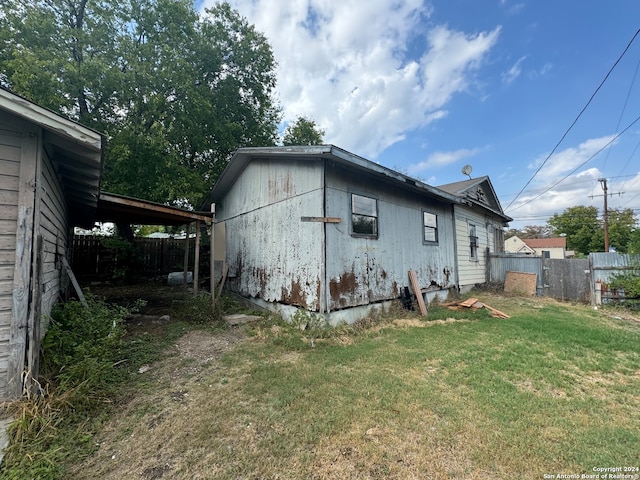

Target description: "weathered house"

left=0, top=88, right=103, bottom=400
left=204, top=146, right=511, bottom=323
left=438, top=176, right=512, bottom=293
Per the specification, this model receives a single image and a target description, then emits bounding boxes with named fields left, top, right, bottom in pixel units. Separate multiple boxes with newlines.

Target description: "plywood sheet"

left=504, top=271, right=537, bottom=296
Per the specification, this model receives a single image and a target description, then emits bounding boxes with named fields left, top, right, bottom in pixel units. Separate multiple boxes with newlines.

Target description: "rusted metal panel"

left=324, top=163, right=456, bottom=311
left=218, top=158, right=325, bottom=310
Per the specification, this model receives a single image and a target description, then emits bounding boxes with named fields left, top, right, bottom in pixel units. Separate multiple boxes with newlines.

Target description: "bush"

left=1, top=295, right=133, bottom=478
left=608, top=271, right=640, bottom=310
left=38, top=294, right=133, bottom=410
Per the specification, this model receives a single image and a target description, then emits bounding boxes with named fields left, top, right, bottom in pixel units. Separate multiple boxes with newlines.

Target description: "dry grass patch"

left=23, top=290, right=640, bottom=479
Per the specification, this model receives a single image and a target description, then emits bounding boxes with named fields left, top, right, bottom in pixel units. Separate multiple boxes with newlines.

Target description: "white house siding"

left=454, top=205, right=505, bottom=291
left=0, top=128, right=21, bottom=400
left=324, top=162, right=456, bottom=311
left=218, top=158, right=325, bottom=310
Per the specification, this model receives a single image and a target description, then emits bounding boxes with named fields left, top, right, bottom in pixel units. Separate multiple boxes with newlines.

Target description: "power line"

left=505, top=27, right=640, bottom=211
left=505, top=113, right=640, bottom=214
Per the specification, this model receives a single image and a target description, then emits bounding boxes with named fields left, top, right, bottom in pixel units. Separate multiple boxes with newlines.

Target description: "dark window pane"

left=352, top=214, right=377, bottom=235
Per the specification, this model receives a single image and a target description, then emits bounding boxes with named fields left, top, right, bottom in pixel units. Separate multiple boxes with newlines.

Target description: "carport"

left=93, top=192, right=215, bottom=297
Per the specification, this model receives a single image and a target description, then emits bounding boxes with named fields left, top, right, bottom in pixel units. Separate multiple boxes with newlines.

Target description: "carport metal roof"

left=96, top=192, right=213, bottom=226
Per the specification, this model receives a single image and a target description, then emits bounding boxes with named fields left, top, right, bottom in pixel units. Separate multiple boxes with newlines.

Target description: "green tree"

left=282, top=116, right=325, bottom=146
left=547, top=206, right=601, bottom=256
left=547, top=206, right=638, bottom=255
left=0, top=0, right=281, bottom=207
left=607, top=208, right=637, bottom=253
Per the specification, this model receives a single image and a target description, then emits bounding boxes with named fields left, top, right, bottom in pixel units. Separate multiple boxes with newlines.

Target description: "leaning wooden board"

left=408, top=270, right=428, bottom=316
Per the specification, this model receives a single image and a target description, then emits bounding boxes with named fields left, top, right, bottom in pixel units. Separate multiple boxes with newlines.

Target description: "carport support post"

left=210, top=203, right=216, bottom=309
left=183, top=222, right=190, bottom=289
left=193, top=220, right=201, bottom=295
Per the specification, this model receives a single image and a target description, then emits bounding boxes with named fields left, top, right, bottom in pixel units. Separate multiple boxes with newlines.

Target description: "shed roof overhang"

left=96, top=192, right=213, bottom=226
left=202, top=145, right=462, bottom=208
left=0, top=88, right=104, bottom=229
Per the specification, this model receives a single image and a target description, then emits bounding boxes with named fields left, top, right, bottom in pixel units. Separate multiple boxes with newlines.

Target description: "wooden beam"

left=210, top=204, right=216, bottom=309
left=61, top=257, right=87, bottom=307
left=183, top=223, right=190, bottom=289
left=193, top=220, right=201, bottom=295
left=408, top=270, right=428, bottom=316
left=300, top=216, right=341, bottom=223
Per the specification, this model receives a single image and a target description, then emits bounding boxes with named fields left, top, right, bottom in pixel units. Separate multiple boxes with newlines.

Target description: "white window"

left=423, top=211, right=438, bottom=244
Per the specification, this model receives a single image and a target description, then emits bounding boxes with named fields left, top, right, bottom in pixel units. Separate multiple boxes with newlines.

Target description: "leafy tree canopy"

left=282, top=116, right=325, bottom=146
left=0, top=0, right=281, bottom=207
left=547, top=205, right=638, bottom=255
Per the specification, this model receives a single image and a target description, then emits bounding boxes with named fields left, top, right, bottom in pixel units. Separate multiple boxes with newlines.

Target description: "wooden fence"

left=71, top=235, right=208, bottom=280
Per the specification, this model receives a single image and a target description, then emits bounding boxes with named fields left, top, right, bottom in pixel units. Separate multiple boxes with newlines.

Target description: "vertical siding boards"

left=544, top=258, right=590, bottom=302
left=0, top=131, right=21, bottom=399
left=218, top=158, right=325, bottom=310
left=325, top=161, right=456, bottom=310
left=71, top=236, right=198, bottom=278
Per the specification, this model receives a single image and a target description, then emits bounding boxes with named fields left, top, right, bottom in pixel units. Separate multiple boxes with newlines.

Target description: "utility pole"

left=591, top=179, right=624, bottom=252
left=598, top=178, right=609, bottom=252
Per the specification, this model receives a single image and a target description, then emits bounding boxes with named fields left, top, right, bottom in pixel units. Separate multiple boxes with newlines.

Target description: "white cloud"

left=528, top=135, right=617, bottom=181
left=408, top=147, right=480, bottom=175
left=202, top=0, right=500, bottom=158
left=505, top=135, right=619, bottom=226
left=502, top=56, right=526, bottom=84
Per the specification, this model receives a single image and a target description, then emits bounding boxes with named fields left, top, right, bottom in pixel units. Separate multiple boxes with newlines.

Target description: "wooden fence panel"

left=71, top=235, right=209, bottom=280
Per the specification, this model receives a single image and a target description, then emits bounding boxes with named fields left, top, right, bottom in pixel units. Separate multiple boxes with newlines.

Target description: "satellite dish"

left=461, top=165, right=473, bottom=178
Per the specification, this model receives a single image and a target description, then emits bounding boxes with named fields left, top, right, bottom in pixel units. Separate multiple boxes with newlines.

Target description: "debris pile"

left=440, top=297, right=510, bottom=319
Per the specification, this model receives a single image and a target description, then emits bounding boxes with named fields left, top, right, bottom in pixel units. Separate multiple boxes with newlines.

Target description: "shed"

left=202, top=145, right=507, bottom=324
left=0, top=88, right=104, bottom=400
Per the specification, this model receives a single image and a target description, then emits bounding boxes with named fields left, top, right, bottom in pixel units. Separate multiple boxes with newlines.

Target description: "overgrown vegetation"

left=609, top=271, right=640, bottom=310
left=3, top=291, right=640, bottom=479
left=0, top=289, right=217, bottom=479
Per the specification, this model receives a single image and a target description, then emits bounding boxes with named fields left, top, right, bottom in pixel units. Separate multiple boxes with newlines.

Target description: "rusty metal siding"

left=218, top=158, right=325, bottom=310
left=324, top=163, right=456, bottom=310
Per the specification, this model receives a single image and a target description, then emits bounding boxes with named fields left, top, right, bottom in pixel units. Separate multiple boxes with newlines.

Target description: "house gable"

left=437, top=176, right=511, bottom=224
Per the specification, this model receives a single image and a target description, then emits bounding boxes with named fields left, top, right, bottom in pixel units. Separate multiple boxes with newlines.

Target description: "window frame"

left=350, top=192, right=378, bottom=238
left=422, top=210, right=438, bottom=245
left=469, top=223, right=478, bottom=260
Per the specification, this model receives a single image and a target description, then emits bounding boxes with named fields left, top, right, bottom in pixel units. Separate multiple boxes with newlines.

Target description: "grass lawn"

left=5, top=291, right=640, bottom=479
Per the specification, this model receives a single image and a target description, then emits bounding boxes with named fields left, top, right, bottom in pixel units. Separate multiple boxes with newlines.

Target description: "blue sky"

left=199, top=0, right=640, bottom=229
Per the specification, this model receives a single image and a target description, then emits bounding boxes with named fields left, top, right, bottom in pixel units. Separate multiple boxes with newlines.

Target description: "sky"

left=198, top=0, right=640, bottom=229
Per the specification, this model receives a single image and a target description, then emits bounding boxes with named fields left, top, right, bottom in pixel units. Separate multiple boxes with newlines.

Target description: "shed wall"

left=218, top=158, right=325, bottom=310
left=324, top=162, right=456, bottom=310
left=0, top=127, right=21, bottom=399
left=39, top=149, right=70, bottom=327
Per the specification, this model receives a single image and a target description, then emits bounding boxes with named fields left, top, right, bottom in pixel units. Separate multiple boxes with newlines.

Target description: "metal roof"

left=202, top=145, right=462, bottom=208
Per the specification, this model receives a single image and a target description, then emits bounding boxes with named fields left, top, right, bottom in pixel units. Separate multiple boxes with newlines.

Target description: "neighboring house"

left=203, top=146, right=512, bottom=323
left=504, top=236, right=567, bottom=259
left=0, top=88, right=104, bottom=400
left=438, top=177, right=513, bottom=293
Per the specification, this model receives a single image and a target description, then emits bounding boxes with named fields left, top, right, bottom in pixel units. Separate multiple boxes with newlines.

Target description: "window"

left=423, top=211, right=438, bottom=243
left=351, top=193, right=378, bottom=237
left=469, top=224, right=478, bottom=259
